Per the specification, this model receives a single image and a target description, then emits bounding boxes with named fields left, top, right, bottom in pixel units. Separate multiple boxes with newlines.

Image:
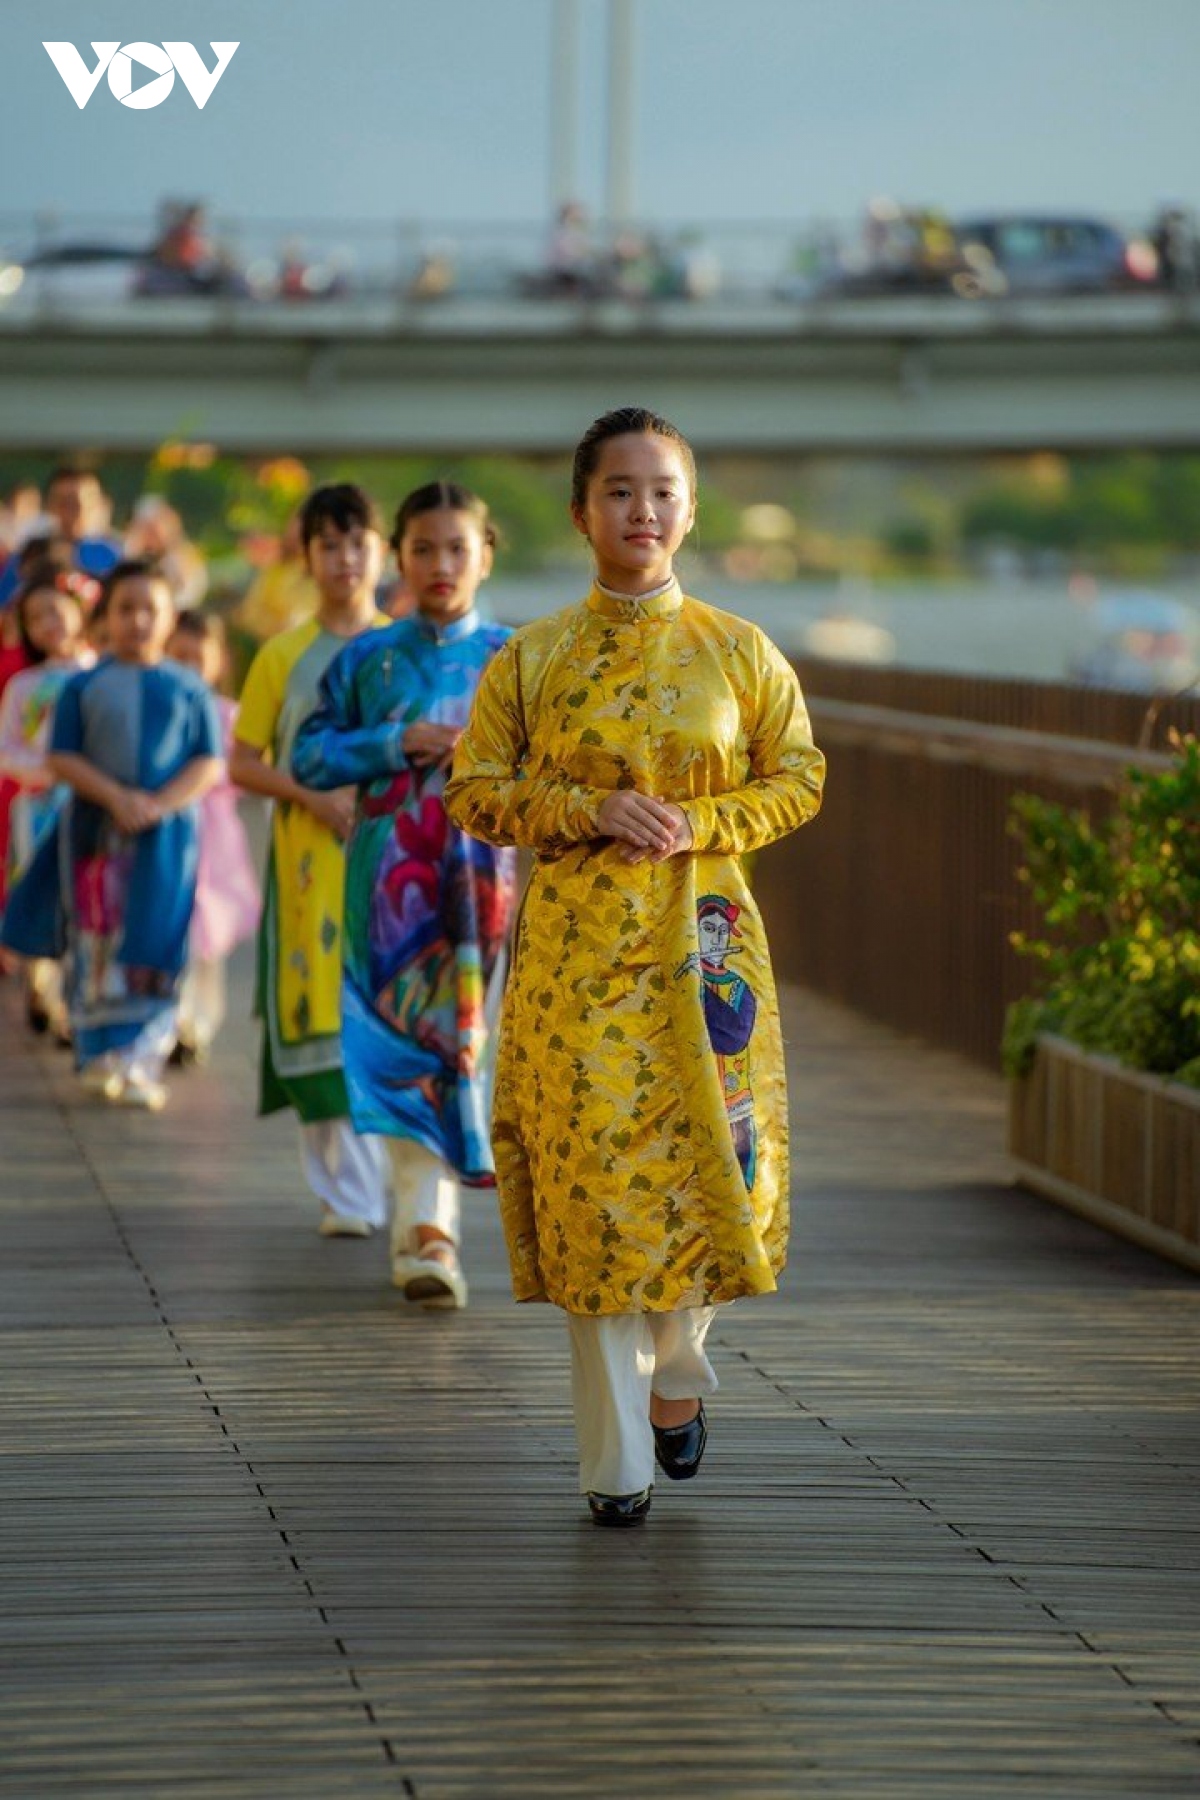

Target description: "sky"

left=4, top=0, right=1198, bottom=237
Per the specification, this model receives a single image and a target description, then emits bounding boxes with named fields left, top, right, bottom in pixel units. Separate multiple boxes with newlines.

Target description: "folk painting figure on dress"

left=677, top=894, right=759, bottom=1192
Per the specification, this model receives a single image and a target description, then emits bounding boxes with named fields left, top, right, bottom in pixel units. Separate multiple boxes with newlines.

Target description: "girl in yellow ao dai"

left=445, top=408, right=825, bottom=1526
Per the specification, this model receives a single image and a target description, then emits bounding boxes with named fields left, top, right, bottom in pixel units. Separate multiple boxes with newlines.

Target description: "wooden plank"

left=0, top=973, right=1197, bottom=1797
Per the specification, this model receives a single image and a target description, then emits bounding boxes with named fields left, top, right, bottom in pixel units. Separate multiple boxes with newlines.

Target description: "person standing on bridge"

left=165, top=609, right=260, bottom=1068
left=445, top=407, right=826, bottom=1526
left=2, top=559, right=221, bottom=1109
left=0, top=565, right=97, bottom=1039
left=231, top=485, right=392, bottom=1238
left=292, top=482, right=517, bottom=1310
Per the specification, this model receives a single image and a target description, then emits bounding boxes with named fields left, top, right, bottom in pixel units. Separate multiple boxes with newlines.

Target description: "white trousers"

left=387, top=1137, right=462, bottom=1259
left=566, top=1306, right=720, bottom=1496
left=81, top=1007, right=179, bottom=1088
left=177, top=956, right=226, bottom=1054
left=28, top=957, right=67, bottom=1030
left=299, top=1119, right=390, bottom=1227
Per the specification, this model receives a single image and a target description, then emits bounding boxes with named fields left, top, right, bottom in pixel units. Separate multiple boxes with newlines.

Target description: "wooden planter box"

left=1010, top=1034, right=1200, bottom=1273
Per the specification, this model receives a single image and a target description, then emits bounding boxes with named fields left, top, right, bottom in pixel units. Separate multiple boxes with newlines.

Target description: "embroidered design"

left=678, top=893, right=759, bottom=1190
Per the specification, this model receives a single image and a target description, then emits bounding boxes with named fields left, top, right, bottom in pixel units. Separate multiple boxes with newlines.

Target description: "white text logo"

left=42, top=41, right=239, bottom=110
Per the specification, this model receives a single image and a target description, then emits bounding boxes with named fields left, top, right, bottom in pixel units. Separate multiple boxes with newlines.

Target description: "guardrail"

left=757, top=664, right=1200, bottom=1067
left=0, top=208, right=1188, bottom=317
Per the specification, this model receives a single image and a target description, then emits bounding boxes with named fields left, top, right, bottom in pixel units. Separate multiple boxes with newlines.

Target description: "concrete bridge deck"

left=1, top=967, right=1198, bottom=1798
left=2, top=291, right=1199, bottom=454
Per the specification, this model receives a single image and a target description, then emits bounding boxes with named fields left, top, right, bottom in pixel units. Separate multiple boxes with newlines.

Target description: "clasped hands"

left=596, top=790, right=693, bottom=864
left=302, top=723, right=461, bottom=846
left=109, top=788, right=163, bottom=834
left=403, top=721, right=461, bottom=770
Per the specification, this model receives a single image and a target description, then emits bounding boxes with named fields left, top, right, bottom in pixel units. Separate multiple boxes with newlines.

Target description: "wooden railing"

left=757, top=663, right=1200, bottom=1068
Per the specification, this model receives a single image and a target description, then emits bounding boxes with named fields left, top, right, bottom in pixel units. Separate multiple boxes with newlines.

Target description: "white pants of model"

left=299, top=1119, right=390, bottom=1227
left=387, top=1137, right=461, bottom=1259
left=566, top=1306, right=720, bottom=1496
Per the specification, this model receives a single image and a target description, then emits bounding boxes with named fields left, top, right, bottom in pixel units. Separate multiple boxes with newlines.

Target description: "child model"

left=231, top=485, right=391, bottom=1238
left=445, top=407, right=826, bottom=1525
left=293, top=483, right=517, bottom=1309
left=166, top=610, right=260, bottom=1064
left=3, top=559, right=221, bottom=1109
left=0, top=566, right=95, bottom=1035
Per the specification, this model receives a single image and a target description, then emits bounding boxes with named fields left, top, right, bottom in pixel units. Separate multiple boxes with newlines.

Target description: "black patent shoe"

left=652, top=1402, right=707, bottom=1481
left=587, top=1488, right=652, bottom=1528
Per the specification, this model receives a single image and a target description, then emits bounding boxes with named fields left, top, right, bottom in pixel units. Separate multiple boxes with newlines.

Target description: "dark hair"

left=570, top=406, right=697, bottom=512
left=168, top=607, right=226, bottom=650
left=16, top=533, right=74, bottom=578
left=299, top=483, right=379, bottom=548
left=13, top=562, right=90, bottom=664
left=102, top=556, right=172, bottom=607
left=388, top=481, right=496, bottom=553
left=167, top=607, right=229, bottom=690
left=46, top=464, right=104, bottom=494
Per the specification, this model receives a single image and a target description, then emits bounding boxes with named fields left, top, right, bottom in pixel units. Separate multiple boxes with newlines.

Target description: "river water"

left=483, top=571, right=1200, bottom=686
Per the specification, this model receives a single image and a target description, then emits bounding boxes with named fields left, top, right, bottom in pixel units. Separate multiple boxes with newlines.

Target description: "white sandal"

left=392, top=1241, right=468, bottom=1310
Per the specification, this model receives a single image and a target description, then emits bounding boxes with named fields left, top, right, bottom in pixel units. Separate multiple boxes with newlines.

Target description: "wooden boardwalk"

left=1, top=961, right=1198, bottom=1798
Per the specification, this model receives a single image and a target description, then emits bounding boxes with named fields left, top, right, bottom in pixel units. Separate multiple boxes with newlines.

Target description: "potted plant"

left=1005, top=732, right=1200, bottom=1270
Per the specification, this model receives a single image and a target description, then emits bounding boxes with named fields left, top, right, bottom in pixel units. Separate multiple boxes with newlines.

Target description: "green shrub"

left=1003, top=733, right=1200, bottom=1086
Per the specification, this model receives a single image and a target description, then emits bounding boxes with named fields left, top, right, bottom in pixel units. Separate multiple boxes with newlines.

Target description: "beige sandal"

left=392, top=1241, right=468, bottom=1310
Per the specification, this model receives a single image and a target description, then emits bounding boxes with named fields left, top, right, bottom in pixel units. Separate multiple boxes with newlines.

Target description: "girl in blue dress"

left=3, top=559, right=221, bottom=1109
left=294, top=483, right=517, bottom=1307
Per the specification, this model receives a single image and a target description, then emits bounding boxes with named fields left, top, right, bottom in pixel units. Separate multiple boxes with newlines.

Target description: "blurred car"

left=955, top=216, right=1159, bottom=295
left=0, top=241, right=146, bottom=305
left=816, top=209, right=1005, bottom=301
left=1070, top=592, right=1199, bottom=692
left=0, top=240, right=250, bottom=307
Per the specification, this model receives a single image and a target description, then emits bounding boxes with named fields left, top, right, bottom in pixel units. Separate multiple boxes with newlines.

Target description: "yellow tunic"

left=234, top=613, right=390, bottom=1117
left=444, top=580, right=825, bottom=1316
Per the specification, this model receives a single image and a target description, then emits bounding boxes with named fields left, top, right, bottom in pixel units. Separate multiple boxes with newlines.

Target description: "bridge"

left=2, top=291, right=1199, bottom=456
left=3, top=664, right=1198, bottom=1795
left=3, top=960, right=1199, bottom=1797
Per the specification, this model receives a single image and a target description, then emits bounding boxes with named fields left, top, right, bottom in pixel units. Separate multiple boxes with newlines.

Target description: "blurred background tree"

left=5, top=447, right=1200, bottom=585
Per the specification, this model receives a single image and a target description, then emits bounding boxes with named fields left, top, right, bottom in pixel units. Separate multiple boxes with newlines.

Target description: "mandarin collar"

left=586, top=577, right=683, bottom=623
left=415, top=606, right=480, bottom=645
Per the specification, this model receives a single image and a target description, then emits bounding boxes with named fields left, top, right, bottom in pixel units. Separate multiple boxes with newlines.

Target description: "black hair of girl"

left=389, top=481, right=496, bottom=554
left=169, top=607, right=230, bottom=693
left=570, top=406, right=697, bottom=513
left=299, top=483, right=380, bottom=548
left=16, top=534, right=74, bottom=580
left=169, top=606, right=226, bottom=649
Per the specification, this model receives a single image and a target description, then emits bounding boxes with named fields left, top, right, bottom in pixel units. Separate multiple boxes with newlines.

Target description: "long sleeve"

left=680, top=637, right=825, bottom=856
left=292, top=648, right=406, bottom=791
left=443, top=641, right=606, bottom=855
left=232, top=638, right=285, bottom=758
